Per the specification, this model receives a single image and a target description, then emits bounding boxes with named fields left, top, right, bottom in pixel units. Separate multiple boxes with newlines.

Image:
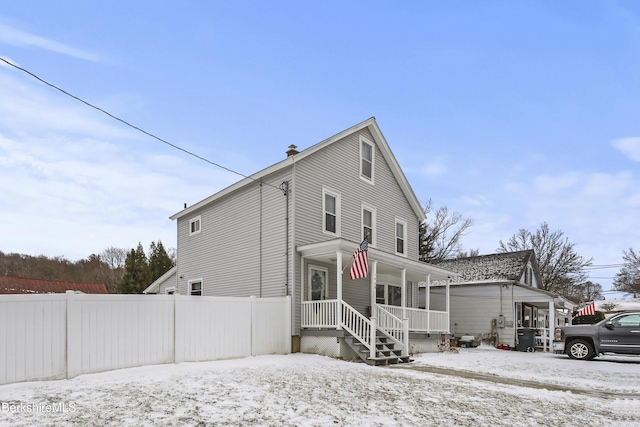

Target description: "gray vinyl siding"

left=432, top=284, right=555, bottom=346
left=157, top=271, right=177, bottom=294
left=176, top=169, right=293, bottom=298
left=293, top=128, right=420, bottom=258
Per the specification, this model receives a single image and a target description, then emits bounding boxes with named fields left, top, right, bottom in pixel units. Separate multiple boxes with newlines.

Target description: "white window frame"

left=164, top=287, right=176, bottom=295
left=322, top=187, right=341, bottom=236
left=359, top=136, right=375, bottom=184
left=189, top=279, right=203, bottom=296
left=361, top=203, right=376, bottom=247
left=189, top=215, right=201, bottom=236
left=376, top=283, right=402, bottom=306
left=395, top=217, right=407, bottom=256
left=308, top=265, right=329, bottom=301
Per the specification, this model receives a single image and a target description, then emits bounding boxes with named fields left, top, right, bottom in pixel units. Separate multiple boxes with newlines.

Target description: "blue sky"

left=1, top=1, right=639, bottom=298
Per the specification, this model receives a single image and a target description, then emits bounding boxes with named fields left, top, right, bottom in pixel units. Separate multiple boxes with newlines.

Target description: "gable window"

left=362, top=204, right=376, bottom=246
left=189, top=279, right=202, bottom=296
left=524, top=265, right=534, bottom=287
left=165, top=287, right=176, bottom=295
left=360, top=136, right=374, bottom=183
left=189, top=216, right=201, bottom=236
left=395, top=218, right=407, bottom=256
left=322, top=188, right=341, bottom=235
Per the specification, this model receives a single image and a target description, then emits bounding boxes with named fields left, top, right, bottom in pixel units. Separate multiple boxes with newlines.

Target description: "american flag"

left=349, top=238, right=369, bottom=280
left=575, top=302, right=596, bottom=317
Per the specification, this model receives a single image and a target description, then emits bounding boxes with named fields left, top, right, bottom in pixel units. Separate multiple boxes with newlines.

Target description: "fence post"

left=65, top=290, right=81, bottom=379
left=250, top=295, right=256, bottom=357
left=285, top=296, right=292, bottom=354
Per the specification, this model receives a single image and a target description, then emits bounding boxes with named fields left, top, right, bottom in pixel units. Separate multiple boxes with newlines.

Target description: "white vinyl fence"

left=0, top=292, right=291, bottom=385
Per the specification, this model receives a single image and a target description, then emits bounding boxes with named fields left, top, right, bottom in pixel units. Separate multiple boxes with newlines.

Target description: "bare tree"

left=497, top=222, right=592, bottom=299
left=613, top=248, right=640, bottom=298
left=99, top=247, right=127, bottom=293
left=419, top=199, right=474, bottom=263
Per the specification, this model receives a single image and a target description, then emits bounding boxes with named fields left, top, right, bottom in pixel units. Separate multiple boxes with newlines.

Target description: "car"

left=553, top=311, right=640, bottom=360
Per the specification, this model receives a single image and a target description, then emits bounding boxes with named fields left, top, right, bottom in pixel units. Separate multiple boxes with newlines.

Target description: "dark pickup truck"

left=553, top=311, right=640, bottom=360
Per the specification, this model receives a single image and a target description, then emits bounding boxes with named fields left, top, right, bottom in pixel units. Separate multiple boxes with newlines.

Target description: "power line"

left=0, top=56, right=283, bottom=192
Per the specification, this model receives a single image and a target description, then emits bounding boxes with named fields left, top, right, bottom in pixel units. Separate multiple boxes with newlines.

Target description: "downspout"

left=259, top=179, right=263, bottom=297
left=281, top=181, right=290, bottom=296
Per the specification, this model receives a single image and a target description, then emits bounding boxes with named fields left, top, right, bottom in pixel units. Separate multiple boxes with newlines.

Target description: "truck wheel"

left=567, top=339, right=595, bottom=360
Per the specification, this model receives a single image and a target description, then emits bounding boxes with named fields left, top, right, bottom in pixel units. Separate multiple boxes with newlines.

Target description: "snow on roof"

left=434, top=250, right=534, bottom=283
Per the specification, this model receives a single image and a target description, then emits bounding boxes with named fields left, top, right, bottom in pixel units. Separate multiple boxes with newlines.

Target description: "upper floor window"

left=395, top=218, right=407, bottom=256
left=322, top=188, right=341, bottom=235
left=360, top=136, right=374, bottom=183
left=189, top=279, right=202, bottom=296
left=524, top=265, right=534, bottom=287
left=362, top=204, right=376, bottom=246
left=189, top=216, right=201, bottom=236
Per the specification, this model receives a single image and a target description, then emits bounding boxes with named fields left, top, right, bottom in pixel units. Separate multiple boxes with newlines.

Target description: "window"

left=360, top=136, right=374, bottom=182
left=189, top=280, right=202, bottom=296
left=376, top=283, right=402, bottom=306
left=612, top=314, right=640, bottom=327
left=361, top=204, right=376, bottom=246
left=189, top=216, right=201, bottom=236
left=165, top=287, right=176, bottom=295
left=308, top=266, right=328, bottom=301
left=395, top=218, right=407, bottom=256
left=322, top=188, right=340, bottom=235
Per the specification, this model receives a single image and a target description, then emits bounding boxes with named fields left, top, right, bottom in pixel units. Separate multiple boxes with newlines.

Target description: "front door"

left=308, top=265, right=328, bottom=301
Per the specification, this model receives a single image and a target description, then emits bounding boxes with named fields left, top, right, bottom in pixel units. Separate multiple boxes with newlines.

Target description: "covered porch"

left=297, top=239, right=455, bottom=363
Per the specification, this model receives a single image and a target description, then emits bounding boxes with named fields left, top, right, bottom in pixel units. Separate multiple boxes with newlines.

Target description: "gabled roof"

left=0, top=275, right=109, bottom=294
left=171, top=117, right=426, bottom=221
left=143, top=266, right=177, bottom=294
left=434, top=250, right=539, bottom=284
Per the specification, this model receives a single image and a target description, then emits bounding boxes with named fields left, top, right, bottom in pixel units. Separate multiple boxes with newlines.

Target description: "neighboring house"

left=0, top=275, right=109, bottom=294
left=431, top=250, right=575, bottom=351
left=144, top=117, right=455, bottom=364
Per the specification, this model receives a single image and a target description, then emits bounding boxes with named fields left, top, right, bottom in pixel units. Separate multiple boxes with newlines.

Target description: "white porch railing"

left=301, top=299, right=339, bottom=328
left=377, top=305, right=449, bottom=333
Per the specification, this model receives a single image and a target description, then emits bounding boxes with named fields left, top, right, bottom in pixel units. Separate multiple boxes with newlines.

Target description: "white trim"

left=361, top=203, right=376, bottom=247
left=188, top=278, right=203, bottom=296
left=322, top=187, right=341, bottom=236
left=164, top=287, right=176, bottom=295
left=359, top=135, right=375, bottom=184
left=308, top=265, right=329, bottom=301
left=395, top=217, right=407, bottom=257
left=189, top=215, right=201, bottom=236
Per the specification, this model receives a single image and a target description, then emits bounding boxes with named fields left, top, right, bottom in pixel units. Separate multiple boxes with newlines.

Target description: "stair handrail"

left=376, top=304, right=407, bottom=355
left=340, top=301, right=372, bottom=352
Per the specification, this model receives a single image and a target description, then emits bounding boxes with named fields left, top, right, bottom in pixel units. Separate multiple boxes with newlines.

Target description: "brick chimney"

left=286, top=144, right=299, bottom=157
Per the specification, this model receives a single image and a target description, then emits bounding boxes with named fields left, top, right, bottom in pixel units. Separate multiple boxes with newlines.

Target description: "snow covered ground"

left=0, top=346, right=638, bottom=426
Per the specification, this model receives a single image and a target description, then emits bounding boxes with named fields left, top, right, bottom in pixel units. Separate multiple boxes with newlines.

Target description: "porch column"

left=401, top=268, right=406, bottom=319
left=446, top=277, right=451, bottom=333
left=548, top=300, right=555, bottom=352
left=336, top=251, right=343, bottom=330
left=426, top=274, right=431, bottom=331
left=370, top=260, right=377, bottom=318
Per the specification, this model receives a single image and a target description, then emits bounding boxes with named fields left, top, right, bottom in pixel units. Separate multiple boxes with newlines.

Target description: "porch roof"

left=297, top=238, right=456, bottom=282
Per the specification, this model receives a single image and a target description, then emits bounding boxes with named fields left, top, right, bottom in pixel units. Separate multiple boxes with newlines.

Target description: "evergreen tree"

left=147, top=241, right=174, bottom=283
left=116, top=243, right=149, bottom=294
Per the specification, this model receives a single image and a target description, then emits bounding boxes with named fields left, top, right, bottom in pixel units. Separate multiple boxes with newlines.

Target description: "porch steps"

left=344, top=336, right=412, bottom=366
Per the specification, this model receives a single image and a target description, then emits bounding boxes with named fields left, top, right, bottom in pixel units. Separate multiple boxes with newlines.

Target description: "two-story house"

left=145, top=118, right=455, bottom=364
